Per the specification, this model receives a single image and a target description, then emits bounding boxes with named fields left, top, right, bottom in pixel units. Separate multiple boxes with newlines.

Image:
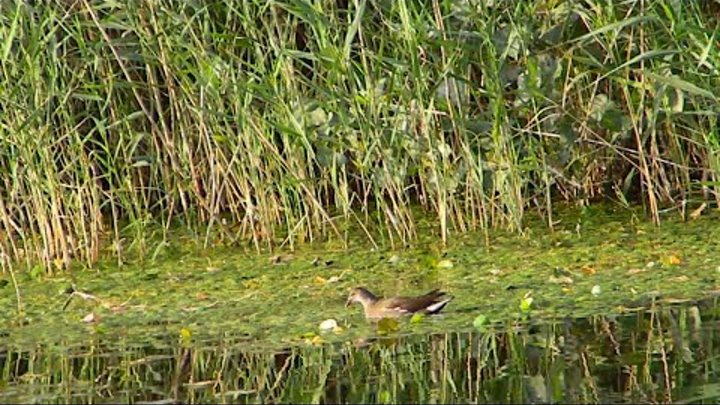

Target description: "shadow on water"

left=3, top=297, right=720, bottom=404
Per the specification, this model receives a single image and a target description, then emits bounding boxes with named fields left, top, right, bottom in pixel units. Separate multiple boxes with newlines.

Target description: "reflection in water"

left=2, top=299, right=720, bottom=404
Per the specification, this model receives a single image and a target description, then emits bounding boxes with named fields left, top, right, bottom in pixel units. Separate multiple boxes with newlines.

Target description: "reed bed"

left=1, top=0, right=718, bottom=272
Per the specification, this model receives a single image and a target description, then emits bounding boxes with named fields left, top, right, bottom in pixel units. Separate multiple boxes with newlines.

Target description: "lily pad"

left=520, top=297, right=534, bottom=313
left=377, top=318, right=400, bottom=334
left=473, top=314, right=489, bottom=331
left=410, top=313, right=425, bottom=324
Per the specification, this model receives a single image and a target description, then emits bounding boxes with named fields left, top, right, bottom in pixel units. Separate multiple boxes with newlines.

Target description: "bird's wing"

left=384, top=290, right=447, bottom=313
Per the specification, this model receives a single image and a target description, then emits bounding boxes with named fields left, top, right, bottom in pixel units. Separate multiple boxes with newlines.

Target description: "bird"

left=345, top=286, right=453, bottom=319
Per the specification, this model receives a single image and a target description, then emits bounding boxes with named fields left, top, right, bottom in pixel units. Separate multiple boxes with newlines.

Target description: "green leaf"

left=436, top=259, right=454, bottom=269
left=410, top=313, right=425, bottom=324
left=142, top=269, right=160, bottom=281
left=645, top=72, right=717, bottom=100
left=377, top=318, right=400, bottom=334
left=570, top=15, right=656, bottom=45
left=29, top=265, right=44, bottom=280
left=473, top=314, right=488, bottom=331
left=520, top=297, right=534, bottom=313
left=2, top=2, right=21, bottom=62
left=379, top=390, right=392, bottom=404
left=72, top=93, right=105, bottom=102
left=179, top=327, right=192, bottom=346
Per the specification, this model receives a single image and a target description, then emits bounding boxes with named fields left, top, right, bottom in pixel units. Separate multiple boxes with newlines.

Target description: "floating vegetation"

left=0, top=207, right=718, bottom=346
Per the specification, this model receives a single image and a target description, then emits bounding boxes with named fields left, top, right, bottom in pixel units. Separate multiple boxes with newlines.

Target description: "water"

left=3, top=297, right=720, bottom=404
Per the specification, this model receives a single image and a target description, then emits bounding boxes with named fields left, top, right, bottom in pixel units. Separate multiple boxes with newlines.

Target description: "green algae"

left=1, top=205, right=719, bottom=351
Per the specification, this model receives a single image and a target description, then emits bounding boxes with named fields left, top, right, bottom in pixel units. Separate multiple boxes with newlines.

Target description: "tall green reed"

left=0, top=0, right=717, bottom=272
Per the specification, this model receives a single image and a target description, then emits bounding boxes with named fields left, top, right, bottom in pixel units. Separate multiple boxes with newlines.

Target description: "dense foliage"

left=1, top=0, right=718, bottom=271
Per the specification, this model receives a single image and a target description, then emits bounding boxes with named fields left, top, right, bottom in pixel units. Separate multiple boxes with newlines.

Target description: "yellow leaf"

left=436, top=259, right=454, bottom=269
left=377, top=318, right=400, bottom=334
left=662, top=254, right=682, bottom=266
left=314, top=276, right=327, bottom=285
left=520, top=297, right=533, bottom=312
left=180, top=327, right=192, bottom=340
left=668, top=254, right=682, bottom=265
left=690, top=202, right=707, bottom=220
left=581, top=265, right=596, bottom=276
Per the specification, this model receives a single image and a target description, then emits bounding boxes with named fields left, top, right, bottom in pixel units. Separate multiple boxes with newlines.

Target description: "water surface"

left=3, top=298, right=720, bottom=404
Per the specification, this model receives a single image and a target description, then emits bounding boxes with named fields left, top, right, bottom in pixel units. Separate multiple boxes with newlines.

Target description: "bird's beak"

left=345, top=297, right=353, bottom=307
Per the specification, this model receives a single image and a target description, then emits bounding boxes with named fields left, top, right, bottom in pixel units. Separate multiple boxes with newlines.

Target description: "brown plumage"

left=345, top=287, right=453, bottom=319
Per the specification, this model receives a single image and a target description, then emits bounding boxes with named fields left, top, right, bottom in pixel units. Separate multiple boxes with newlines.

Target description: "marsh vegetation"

left=1, top=1, right=719, bottom=403
left=1, top=0, right=718, bottom=272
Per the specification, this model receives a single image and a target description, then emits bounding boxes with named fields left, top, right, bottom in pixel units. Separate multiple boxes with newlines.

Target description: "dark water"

left=2, top=297, right=720, bottom=404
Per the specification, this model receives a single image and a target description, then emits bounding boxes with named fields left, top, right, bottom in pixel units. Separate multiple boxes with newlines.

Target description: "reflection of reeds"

left=1, top=1, right=718, bottom=272
left=3, top=302, right=720, bottom=403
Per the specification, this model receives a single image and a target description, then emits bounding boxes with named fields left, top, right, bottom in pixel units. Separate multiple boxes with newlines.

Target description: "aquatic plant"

left=0, top=0, right=718, bottom=272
